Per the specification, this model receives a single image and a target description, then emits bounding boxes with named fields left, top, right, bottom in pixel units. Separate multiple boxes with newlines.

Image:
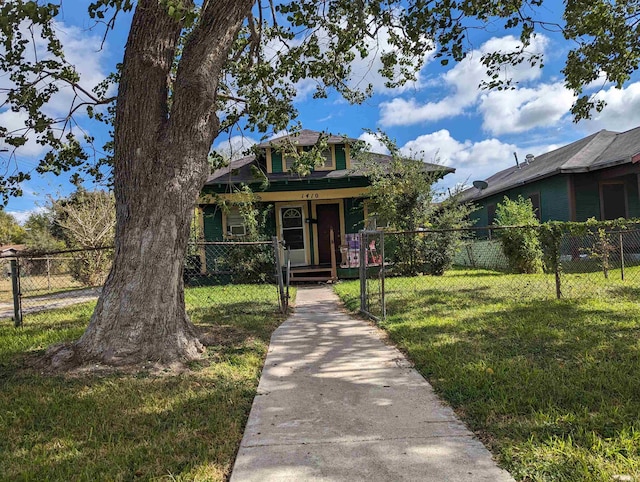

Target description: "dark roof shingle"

left=460, top=126, right=640, bottom=202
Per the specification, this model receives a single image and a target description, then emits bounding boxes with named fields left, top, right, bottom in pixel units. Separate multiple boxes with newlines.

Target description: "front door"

left=316, top=203, right=341, bottom=265
left=280, top=206, right=307, bottom=266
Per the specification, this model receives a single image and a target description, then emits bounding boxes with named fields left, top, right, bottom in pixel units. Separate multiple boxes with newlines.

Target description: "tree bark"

left=58, top=0, right=256, bottom=366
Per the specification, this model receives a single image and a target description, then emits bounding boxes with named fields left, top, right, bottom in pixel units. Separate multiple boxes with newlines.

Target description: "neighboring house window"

left=528, top=193, right=541, bottom=221
left=487, top=203, right=497, bottom=226
left=226, top=207, right=246, bottom=237
left=600, top=182, right=627, bottom=220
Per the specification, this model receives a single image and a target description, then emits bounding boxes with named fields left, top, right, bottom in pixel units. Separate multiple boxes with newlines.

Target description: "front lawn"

left=335, top=275, right=640, bottom=481
left=0, top=284, right=291, bottom=481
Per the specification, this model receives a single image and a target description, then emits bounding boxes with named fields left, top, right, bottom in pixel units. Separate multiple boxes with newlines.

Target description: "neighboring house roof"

left=206, top=131, right=454, bottom=186
left=0, top=244, right=26, bottom=257
left=460, top=125, right=640, bottom=202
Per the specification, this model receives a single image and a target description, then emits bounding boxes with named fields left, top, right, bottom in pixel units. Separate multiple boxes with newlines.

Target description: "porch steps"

left=290, top=276, right=334, bottom=282
left=289, top=266, right=335, bottom=283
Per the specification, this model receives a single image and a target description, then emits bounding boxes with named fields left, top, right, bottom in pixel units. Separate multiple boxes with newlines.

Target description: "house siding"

left=344, top=198, right=365, bottom=233
left=271, top=151, right=283, bottom=173
left=471, top=175, right=571, bottom=226
left=335, top=144, right=347, bottom=170
left=268, top=177, right=368, bottom=192
left=203, top=205, right=223, bottom=241
left=574, top=176, right=600, bottom=221
left=574, top=173, right=640, bottom=221
left=624, top=174, right=640, bottom=218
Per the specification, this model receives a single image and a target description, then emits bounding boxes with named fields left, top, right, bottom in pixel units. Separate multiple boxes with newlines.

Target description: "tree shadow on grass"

left=0, top=368, right=258, bottom=481
left=381, top=294, right=640, bottom=479
left=0, top=297, right=286, bottom=481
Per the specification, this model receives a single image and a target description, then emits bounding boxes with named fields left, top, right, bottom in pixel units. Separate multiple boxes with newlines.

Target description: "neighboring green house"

left=198, top=129, right=453, bottom=279
left=460, top=125, right=640, bottom=226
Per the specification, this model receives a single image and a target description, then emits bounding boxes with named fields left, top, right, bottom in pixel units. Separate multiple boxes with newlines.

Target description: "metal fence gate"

left=3, top=239, right=290, bottom=326
left=359, top=230, right=385, bottom=321
left=359, top=225, right=640, bottom=322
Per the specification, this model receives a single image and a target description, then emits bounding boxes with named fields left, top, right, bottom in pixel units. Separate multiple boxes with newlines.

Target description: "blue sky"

left=5, top=1, right=640, bottom=222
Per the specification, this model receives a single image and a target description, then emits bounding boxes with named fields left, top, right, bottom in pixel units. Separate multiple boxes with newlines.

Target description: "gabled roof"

left=206, top=130, right=454, bottom=186
left=257, top=129, right=357, bottom=148
left=460, top=125, right=640, bottom=202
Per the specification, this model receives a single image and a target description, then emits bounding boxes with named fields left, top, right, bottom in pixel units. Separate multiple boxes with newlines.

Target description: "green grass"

left=0, top=284, right=293, bottom=481
left=335, top=272, right=640, bottom=482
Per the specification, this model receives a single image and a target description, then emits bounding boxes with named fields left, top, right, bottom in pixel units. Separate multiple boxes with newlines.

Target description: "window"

left=284, top=147, right=334, bottom=171
left=600, top=182, right=627, bottom=220
left=528, top=193, right=541, bottom=221
left=284, top=155, right=296, bottom=171
left=320, top=148, right=334, bottom=169
left=281, top=207, right=305, bottom=249
left=487, top=203, right=497, bottom=226
left=364, top=200, right=390, bottom=230
left=226, top=207, right=246, bottom=237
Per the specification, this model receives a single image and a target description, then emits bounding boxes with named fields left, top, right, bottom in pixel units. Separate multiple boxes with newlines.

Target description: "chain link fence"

left=360, top=224, right=640, bottom=320
left=1, top=240, right=289, bottom=326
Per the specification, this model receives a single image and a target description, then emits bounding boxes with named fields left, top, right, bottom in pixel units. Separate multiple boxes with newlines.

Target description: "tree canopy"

left=2, top=0, right=640, bottom=202
left=0, top=211, right=25, bottom=245
left=2, top=0, right=640, bottom=367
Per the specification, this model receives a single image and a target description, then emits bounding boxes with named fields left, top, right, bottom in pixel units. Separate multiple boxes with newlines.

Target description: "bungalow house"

left=197, top=129, right=453, bottom=280
left=460, top=125, right=640, bottom=226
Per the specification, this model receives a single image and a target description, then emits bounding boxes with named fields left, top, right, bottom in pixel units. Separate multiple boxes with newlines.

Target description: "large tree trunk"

left=52, top=0, right=256, bottom=366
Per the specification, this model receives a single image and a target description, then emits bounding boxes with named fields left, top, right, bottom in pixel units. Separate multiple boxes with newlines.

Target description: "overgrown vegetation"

left=494, top=196, right=543, bottom=274
left=335, top=274, right=640, bottom=481
left=0, top=211, right=25, bottom=245
left=360, top=132, right=475, bottom=276
left=0, top=284, right=291, bottom=481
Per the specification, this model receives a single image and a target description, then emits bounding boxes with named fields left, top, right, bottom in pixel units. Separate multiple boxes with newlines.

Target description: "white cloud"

left=7, top=206, right=46, bottom=225
left=379, top=34, right=549, bottom=127
left=263, top=14, right=434, bottom=103
left=346, top=24, right=434, bottom=94
left=397, top=129, right=561, bottom=191
left=358, top=132, right=390, bottom=155
left=0, top=21, right=111, bottom=157
left=479, top=82, right=576, bottom=135
left=577, top=82, right=640, bottom=133
left=213, top=135, right=257, bottom=161
left=399, top=129, right=517, bottom=168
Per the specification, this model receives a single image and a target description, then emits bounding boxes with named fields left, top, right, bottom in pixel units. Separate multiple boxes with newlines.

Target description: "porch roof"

left=205, top=152, right=453, bottom=186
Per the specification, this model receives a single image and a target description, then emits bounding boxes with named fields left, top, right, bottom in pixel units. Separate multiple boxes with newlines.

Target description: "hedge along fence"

left=454, top=219, right=640, bottom=299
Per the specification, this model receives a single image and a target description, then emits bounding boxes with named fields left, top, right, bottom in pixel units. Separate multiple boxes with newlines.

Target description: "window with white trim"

left=226, top=207, right=246, bottom=237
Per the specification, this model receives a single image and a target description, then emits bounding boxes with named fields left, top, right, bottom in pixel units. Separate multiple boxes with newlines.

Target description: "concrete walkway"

left=230, top=286, right=513, bottom=481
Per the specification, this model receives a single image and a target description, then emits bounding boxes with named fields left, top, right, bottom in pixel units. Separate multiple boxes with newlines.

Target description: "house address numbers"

left=301, top=193, right=320, bottom=199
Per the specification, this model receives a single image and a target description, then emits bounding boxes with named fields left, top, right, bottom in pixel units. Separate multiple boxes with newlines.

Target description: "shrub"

left=495, top=196, right=543, bottom=274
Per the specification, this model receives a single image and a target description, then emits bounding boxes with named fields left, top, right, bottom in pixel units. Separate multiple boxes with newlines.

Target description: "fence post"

left=554, top=265, right=562, bottom=300
left=359, top=231, right=366, bottom=314
left=329, top=226, right=337, bottom=281
left=10, top=259, right=22, bottom=327
left=619, top=231, right=625, bottom=281
left=46, top=256, right=51, bottom=292
left=272, top=236, right=285, bottom=314
left=380, top=231, right=386, bottom=320
left=285, top=247, right=291, bottom=308
left=553, top=231, right=562, bottom=300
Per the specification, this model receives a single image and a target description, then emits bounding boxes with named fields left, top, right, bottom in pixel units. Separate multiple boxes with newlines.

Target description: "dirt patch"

left=196, top=324, right=250, bottom=347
